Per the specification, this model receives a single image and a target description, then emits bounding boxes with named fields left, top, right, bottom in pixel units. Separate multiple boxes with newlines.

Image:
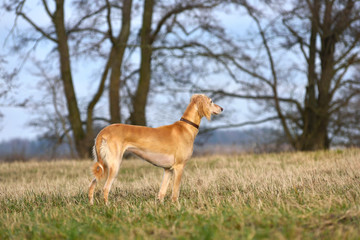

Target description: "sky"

left=1, top=3, right=56, bottom=141
left=0, top=1, right=267, bottom=142
left=1, top=9, right=34, bottom=141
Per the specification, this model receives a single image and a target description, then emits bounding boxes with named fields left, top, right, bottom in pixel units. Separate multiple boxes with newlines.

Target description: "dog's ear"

left=196, top=96, right=211, bottom=121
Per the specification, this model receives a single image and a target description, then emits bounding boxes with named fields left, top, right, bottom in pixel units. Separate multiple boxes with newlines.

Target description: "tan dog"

left=88, top=94, right=223, bottom=204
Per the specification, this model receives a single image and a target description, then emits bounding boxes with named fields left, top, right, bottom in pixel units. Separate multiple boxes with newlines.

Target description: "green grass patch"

left=1, top=149, right=360, bottom=239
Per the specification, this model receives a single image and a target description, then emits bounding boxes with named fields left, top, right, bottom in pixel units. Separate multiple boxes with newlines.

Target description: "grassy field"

left=0, top=149, right=359, bottom=239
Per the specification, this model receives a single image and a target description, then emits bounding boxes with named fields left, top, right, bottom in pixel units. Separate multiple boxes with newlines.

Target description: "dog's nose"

left=220, top=106, right=224, bottom=112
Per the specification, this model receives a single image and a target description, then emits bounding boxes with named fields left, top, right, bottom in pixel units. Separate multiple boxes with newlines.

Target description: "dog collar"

left=180, top=118, right=199, bottom=129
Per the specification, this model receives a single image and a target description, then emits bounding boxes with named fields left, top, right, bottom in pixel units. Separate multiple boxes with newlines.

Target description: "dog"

left=88, top=94, right=223, bottom=204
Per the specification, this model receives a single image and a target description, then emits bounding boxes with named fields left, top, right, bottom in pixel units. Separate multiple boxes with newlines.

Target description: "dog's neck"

left=181, top=102, right=202, bottom=129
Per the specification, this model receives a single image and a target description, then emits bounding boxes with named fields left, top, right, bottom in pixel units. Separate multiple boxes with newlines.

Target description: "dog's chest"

left=127, top=147, right=175, bottom=168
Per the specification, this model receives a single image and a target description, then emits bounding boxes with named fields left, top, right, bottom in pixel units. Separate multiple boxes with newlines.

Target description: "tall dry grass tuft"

left=0, top=149, right=359, bottom=239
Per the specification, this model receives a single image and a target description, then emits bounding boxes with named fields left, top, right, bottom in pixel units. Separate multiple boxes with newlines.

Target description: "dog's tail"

left=92, top=136, right=107, bottom=181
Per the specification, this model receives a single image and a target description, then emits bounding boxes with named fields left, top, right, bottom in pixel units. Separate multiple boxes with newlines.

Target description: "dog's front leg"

left=158, top=169, right=173, bottom=203
left=171, top=165, right=185, bottom=202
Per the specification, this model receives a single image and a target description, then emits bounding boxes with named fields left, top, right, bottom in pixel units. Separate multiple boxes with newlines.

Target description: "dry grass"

left=0, top=149, right=359, bottom=239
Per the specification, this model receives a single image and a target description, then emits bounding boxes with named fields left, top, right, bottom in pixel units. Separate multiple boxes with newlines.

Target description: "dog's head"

left=191, top=94, right=223, bottom=120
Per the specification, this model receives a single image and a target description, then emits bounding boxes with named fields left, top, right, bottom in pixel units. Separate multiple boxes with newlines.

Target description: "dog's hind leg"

left=103, top=164, right=119, bottom=205
left=103, top=149, right=124, bottom=205
left=88, top=178, right=97, bottom=205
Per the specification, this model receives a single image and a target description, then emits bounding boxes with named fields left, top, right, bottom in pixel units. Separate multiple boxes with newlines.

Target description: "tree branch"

left=16, top=12, right=58, bottom=43
left=244, top=3, right=296, bottom=147
left=86, top=58, right=111, bottom=134
left=199, top=89, right=304, bottom=116
left=150, top=2, right=220, bottom=44
left=199, top=116, right=279, bottom=134
left=68, top=5, right=108, bottom=35
left=329, top=89, right=360, bottom=114
left=282, top=18, right=309, bottom=63
left=41, top=0, right=53, bottom=18
left=105, top=0, right=115, bottom=45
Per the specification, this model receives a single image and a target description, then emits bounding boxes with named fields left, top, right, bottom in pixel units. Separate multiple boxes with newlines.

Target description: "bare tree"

left=129, top=0, right=154, bottom=125
left=107, top=0, right=132, bottom=124
left=29, top=63, right=77, bottom=158
left=194, top=0, right=360, bottom=150
left=129, top=0, right=221, bottom=125
left=4, top=0, right=134, bottom=157
left=3, top=0, right=224, bottom=156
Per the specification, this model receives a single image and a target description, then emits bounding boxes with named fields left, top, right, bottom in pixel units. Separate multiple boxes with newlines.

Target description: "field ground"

left=0, top=149, right=360, bottom=239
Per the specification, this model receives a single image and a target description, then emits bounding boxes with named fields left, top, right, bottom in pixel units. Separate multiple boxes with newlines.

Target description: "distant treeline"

left=0, top=127, right=289, bottom=161
left=0, top=138, right=71, bottom=161
left=194, top=128, right=290, bottom=155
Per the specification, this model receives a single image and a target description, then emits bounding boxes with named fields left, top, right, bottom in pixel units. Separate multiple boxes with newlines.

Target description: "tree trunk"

left=298, top=0, right=335, bottom=151
left=109, top=48, right=122, bottom=124
left=300, top=0, right=320, bottom=151
left=53, top=0, right=87, bottom=158
left=109, top=0, right=132, bottom=124
left=130, top=0, right=154, bottom=126
left=300, top=116, right=330, bottom=150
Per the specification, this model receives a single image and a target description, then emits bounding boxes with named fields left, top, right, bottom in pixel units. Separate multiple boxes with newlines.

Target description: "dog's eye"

left=210, top=100, right=213, bottom=104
